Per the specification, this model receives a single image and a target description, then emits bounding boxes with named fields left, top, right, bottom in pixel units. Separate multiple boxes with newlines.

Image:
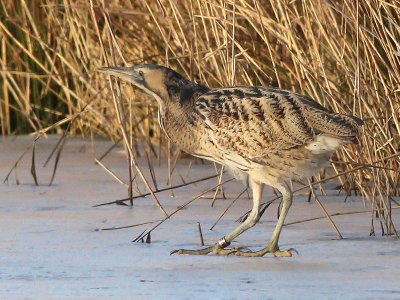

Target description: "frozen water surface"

left=0, top=135, right=399, bottom=299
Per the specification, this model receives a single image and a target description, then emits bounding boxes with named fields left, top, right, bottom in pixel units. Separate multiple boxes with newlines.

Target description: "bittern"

left=98, top=64, right=363, bottom=257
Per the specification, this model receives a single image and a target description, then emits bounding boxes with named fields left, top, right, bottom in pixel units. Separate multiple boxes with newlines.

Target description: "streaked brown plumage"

left=98, top=64, right=363, bottom=257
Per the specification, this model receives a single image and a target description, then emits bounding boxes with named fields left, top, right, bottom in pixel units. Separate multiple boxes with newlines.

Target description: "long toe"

left=213, top=247, right=237, bottom=255
left=170, top=246, right=214, bottom=255
left=234, top=246, right=298, bottom=257
left=234, top=248, right=269, bottom=257
left=170, top=244, right=237, bottom=256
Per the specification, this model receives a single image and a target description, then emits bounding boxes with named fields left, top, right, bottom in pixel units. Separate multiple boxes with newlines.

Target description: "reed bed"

left=1, top=0, right=399, bottom=235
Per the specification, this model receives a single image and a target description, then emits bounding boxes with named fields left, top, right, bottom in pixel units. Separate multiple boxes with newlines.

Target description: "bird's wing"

left=193, top=86, right=362, bottom=161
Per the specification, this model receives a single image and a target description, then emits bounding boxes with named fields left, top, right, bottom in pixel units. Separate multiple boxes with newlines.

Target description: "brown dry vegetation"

left=0, top=0, right=399, bottom=234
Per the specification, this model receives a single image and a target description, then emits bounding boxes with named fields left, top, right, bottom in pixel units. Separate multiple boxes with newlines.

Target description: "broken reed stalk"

left=307, top=178, right=343, bottom=239
left=101, top=220, right=161, bottom=231
left=210, top=188, right=248, bottom=230
left=284, top=206, right=400, bottom=227
left=211, top=164, right=225, bottom=207
left=95, top=158, right=128, bottom=187
left=93, top=173, right=221, bottom=207
left=198, top=222, right=205, bottom=246
left=96, top=137, right=123, bottom=163
left=3, top=143, right=33, bottom=184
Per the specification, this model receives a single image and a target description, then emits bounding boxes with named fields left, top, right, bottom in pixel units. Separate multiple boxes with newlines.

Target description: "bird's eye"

left=139, top=70, right=144, bottom=77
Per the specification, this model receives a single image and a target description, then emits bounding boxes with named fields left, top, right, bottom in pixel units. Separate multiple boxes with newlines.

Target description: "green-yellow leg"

left=170, top=180, right=263, bottom=256
left=234, top=182, right=295, bottom=257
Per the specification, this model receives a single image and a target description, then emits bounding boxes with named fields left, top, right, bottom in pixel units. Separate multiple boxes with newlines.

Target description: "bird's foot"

left=233, top=245, right=298, bottom=257
left=170, top=237, right=237, bottom=256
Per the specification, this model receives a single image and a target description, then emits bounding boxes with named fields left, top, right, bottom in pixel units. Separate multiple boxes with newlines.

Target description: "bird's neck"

left=157, top=85, right=207, bottom=152
left=157, top=82, right=208, bottom=128
left=158, top=100, right=194, bottom=143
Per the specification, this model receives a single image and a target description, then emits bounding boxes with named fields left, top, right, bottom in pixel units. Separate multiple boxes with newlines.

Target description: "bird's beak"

left=97, top=66, right=145, bottom=87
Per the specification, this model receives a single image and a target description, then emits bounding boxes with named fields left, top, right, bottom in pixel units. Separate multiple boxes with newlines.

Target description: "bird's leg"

left=170, top=181, right=263, bottom=256
left=234, top=182, right=295, bottom=257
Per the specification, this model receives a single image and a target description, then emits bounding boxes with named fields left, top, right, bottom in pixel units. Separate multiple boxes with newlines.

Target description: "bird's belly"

left=249, top=148, right=333, bottom=186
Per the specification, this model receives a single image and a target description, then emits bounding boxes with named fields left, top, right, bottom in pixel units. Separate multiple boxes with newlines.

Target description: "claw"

left=170, top=249, right=181, bottom=255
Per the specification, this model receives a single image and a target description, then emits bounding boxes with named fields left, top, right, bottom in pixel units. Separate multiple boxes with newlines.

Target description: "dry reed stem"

left=93, top=172, right=221, bottom=207
left=307, top=178, right=343, bottom=239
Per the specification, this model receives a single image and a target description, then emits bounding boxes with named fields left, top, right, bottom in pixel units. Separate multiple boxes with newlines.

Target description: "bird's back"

left=191, top=86, right=363, bottom=181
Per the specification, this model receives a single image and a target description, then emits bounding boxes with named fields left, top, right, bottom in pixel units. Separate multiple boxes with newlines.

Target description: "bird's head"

left=97, top=64, right=207, bottom=106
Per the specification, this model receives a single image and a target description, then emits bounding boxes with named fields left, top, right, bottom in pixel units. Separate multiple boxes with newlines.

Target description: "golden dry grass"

left=0, top=0, right=399, bottom=234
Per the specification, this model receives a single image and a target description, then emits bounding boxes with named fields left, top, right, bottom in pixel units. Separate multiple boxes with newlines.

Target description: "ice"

left=0, top=135, right=399, bottom=299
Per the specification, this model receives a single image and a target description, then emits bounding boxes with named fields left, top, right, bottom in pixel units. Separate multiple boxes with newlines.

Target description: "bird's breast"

left=158, top=111, right=201, bottom=153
